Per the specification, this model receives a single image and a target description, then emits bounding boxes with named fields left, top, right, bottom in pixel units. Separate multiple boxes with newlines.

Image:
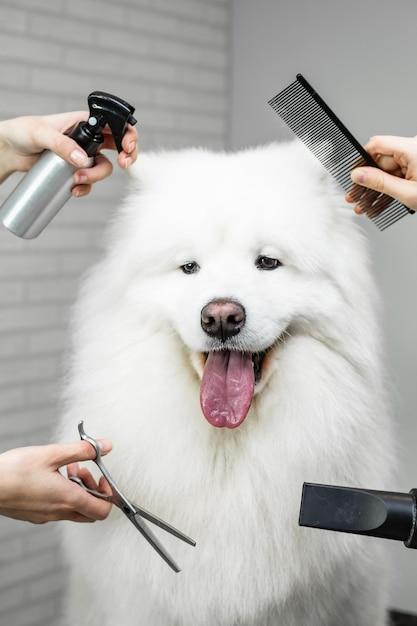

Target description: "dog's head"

left=105, top=142, right=373, bottom=429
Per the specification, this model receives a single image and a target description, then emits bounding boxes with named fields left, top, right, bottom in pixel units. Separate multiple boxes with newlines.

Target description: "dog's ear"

left=126, top=148, right=210, bottom=194
left=290, top=138, right=330, bottom=179
left=289, top=138, right=354, bottom=192
left=263, top=139, right=329, bottom=185
left=126, top=153, right=154, bottom=190
left=126, top=151, right=183, bottom=193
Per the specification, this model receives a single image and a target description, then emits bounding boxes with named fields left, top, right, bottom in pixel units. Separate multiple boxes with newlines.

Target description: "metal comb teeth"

left=268, top=74, right=413, bottom=231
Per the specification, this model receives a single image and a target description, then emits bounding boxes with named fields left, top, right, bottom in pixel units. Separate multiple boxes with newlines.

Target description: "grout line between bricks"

left=1, top=29, right=226, bottom=74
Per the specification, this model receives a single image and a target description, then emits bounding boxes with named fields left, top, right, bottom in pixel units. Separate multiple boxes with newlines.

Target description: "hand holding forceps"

left=68, top=421, right=196, bottom=573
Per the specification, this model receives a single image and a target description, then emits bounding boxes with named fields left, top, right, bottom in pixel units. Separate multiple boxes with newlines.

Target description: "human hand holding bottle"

left=0, top=110, right=138, bottom=194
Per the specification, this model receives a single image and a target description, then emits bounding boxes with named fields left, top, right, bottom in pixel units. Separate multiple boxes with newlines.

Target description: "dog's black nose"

left=201, top=299, right=246, bottom=341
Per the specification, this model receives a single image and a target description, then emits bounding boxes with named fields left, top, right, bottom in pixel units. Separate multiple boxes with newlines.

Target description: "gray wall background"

left=230, top=0, right=417, bottom=615
left=1, top=0, right=417, bottom=623
left=0, top=1, right=229, bottom=624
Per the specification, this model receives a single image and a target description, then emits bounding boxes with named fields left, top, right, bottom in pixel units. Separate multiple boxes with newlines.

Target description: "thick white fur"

left=58, top=142, right=393, bottom=626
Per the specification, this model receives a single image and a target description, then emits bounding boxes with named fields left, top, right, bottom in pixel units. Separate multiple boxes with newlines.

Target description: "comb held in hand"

left=268, top=73, right=414, bottom=231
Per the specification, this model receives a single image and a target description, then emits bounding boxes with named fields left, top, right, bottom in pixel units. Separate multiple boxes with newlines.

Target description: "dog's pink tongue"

left=200, top=351, right=255, bottom=428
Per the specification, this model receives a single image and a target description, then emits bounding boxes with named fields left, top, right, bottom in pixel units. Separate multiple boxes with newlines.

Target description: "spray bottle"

left=0, top=91, right=137, bottom=239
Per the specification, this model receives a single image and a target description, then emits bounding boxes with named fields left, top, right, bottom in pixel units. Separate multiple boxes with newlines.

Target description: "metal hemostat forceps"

left=68, top=421, right=196, bottom=573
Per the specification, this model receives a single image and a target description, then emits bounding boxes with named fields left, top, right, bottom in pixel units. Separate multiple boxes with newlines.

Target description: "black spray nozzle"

left=69, top=91, right=137, bottom=157
left=299, top=483, right=417, bottom=549
left=87, top=91, right=137, bottom=152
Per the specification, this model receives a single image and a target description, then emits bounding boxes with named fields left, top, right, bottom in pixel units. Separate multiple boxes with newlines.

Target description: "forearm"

left=0, top=121, right=15, bottom=183
left=0, top=453, right=19, bottom=511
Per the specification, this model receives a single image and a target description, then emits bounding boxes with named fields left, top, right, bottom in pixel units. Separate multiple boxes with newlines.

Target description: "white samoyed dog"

left=58, top=142, right=393, bottom=626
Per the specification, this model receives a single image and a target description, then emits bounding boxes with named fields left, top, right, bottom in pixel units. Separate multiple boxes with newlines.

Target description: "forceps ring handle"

left=78, top=421, right=134, bottom=513
left=69, top=475, right=113, bottom=501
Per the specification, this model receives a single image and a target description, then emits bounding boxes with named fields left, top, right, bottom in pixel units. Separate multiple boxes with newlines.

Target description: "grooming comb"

left=268, top=73, right=414, bottom=231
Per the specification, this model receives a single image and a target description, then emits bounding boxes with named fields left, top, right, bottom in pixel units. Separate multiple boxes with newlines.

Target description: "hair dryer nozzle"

left=299, top=483, right=417, bottom=549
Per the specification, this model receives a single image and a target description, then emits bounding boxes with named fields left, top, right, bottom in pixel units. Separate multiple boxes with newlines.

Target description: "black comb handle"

left=294, top=74, right=376, bottom=167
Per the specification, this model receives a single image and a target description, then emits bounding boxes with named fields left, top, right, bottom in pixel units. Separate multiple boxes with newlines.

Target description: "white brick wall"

left=0, top=1, right=230, bottom=623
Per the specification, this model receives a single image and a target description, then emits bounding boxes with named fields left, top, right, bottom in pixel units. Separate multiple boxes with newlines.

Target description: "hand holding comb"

left=268, top=74, right=414, bottom=231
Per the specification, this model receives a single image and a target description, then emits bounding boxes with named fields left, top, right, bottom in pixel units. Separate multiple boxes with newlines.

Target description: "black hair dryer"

left=299, top=482, right=417, bottom=549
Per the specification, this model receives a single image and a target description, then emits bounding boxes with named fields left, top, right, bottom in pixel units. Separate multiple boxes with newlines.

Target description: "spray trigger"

left=86, top=91, right=137, bottom=153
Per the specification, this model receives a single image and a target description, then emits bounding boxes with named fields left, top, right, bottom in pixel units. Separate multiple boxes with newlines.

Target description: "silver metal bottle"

left=0, top=151, right=93, bottom=239
left=0, top=91, right=137, bottom=239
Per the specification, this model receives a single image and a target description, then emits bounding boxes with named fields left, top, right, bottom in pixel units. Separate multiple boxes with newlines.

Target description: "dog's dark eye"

left=181, top=261, right=200, bottom=274
left=255, top=255, right=282, bottom=270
